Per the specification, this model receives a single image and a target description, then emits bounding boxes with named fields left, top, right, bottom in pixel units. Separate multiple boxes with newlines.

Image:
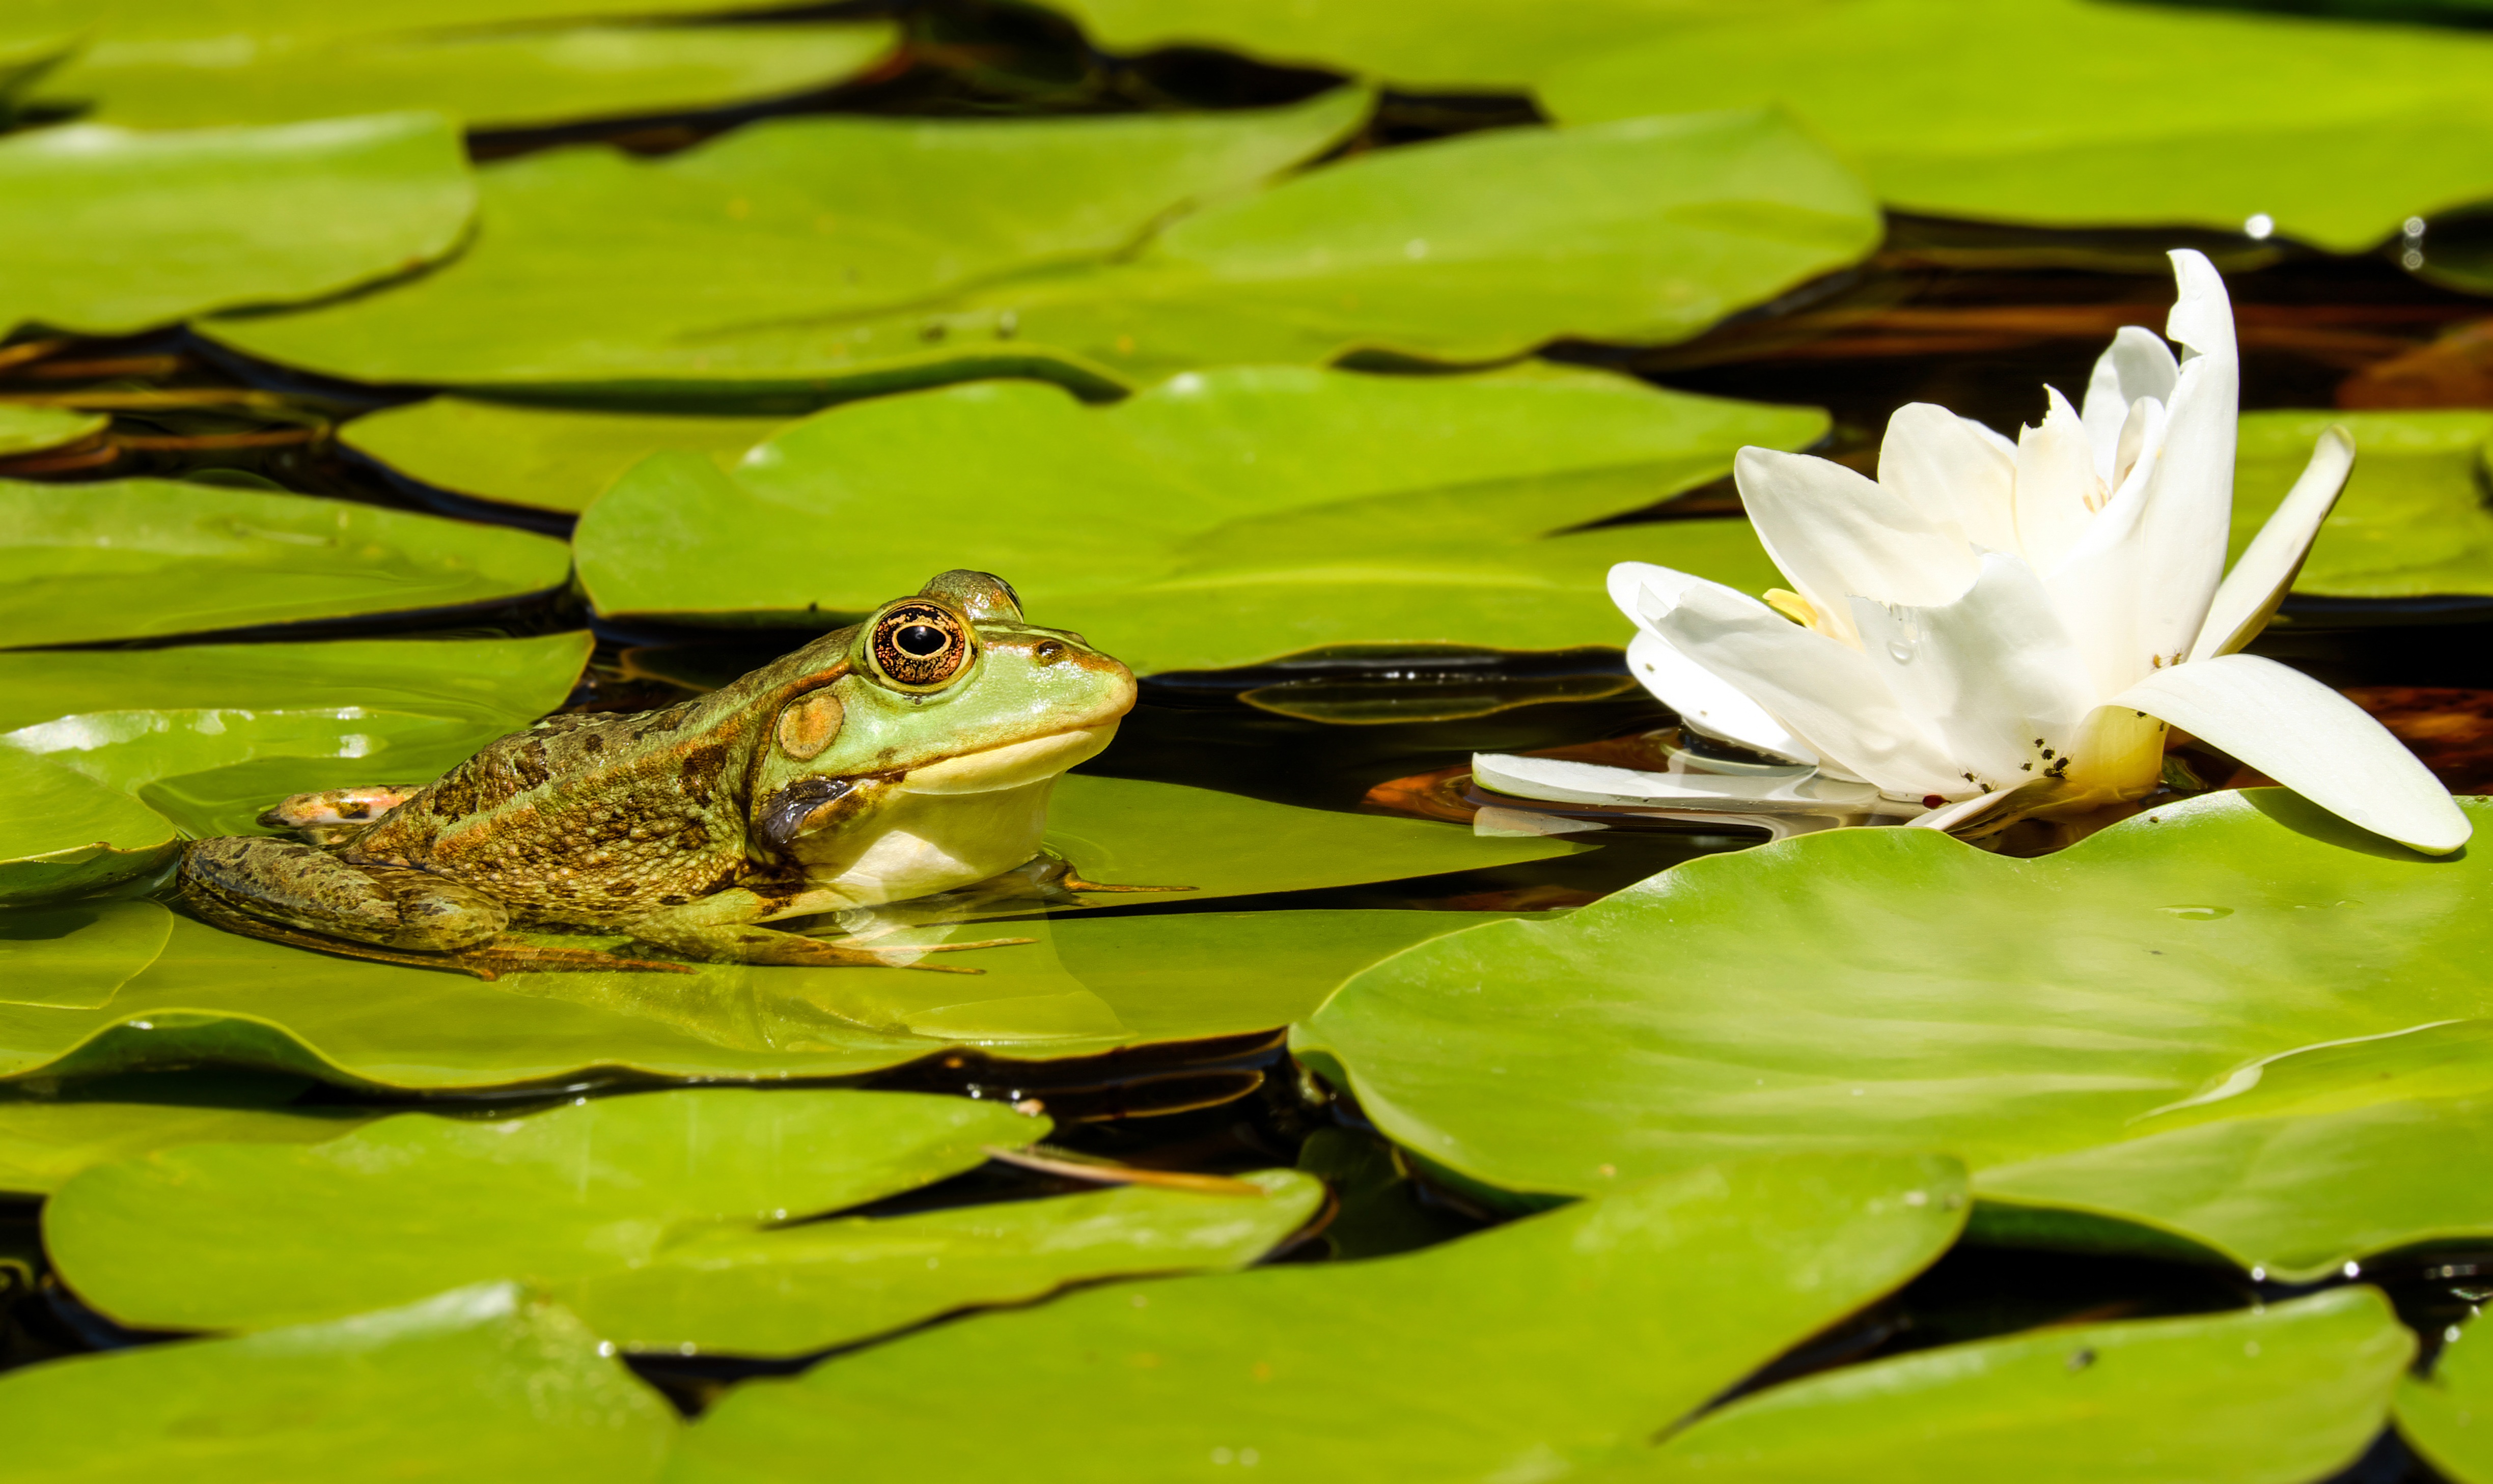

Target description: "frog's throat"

left=896, top=724, right=1116, bottom=796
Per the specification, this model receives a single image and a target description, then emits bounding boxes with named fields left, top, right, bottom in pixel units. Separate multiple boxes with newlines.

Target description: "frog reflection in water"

left=181, top=571, right=1176, bottom=978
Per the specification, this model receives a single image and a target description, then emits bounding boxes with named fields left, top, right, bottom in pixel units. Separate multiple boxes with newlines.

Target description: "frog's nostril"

left=1034, top=640, right=1066, bottom=664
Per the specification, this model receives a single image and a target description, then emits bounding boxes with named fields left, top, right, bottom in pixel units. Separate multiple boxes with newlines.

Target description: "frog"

left=178, top=570, right=1169, bottom=979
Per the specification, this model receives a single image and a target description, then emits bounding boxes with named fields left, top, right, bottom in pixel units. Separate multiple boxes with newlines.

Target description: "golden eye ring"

left=868, top=600, right=972, bottom=691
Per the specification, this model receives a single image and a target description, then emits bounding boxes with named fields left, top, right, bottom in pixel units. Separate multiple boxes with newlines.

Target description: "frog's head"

left=749, top=570, right=1134, bottom=830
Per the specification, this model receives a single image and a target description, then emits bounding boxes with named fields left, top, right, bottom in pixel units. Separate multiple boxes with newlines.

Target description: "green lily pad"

left=32, top=23, right=897, bottom=132
left=46, top=1086, right=1041, bottom=1332
left=0, top=632, right=594, bottom=836
left=1295, top=790, right=2493, bottom=1274
left=1981, top=1090, right=2493, bottom=1282
left=344, top=398, right=785, bottom=515
left=1050, top=0, right=1706, bottom=91
left=0, top=479, right=573, bottom=647
left=1, top=111, right=472, bottom=338
left=0, top=751, right=178, bottom=904
left=789, top=107, right=1880, bottom=389
left=204, top=89, right=1370, bottom=396
left=0, top=1283, right=676, bottom=1483
left=577, top=364, right=1812, bottom=671
left=0, top=902, right=1507, bottom=1083
left=1623, top=1288, right=2409, bottom=1484
left=0, top=405, right=104, bottom=457
left=0, top=1076, right=367, bottom=1197
left=2399, top=1311, right=2493, bottom=1482
left=2235, top=410, right=2493, bottom=600
left=1540, top=0, right=2493, bottom=253
left=669, top=1151, right=1967, bottom=1483
left=564, top=1170, right=1318, bottom=1357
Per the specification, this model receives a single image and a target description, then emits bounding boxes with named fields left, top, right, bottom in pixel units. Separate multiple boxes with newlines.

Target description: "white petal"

left=2189, top=426, right=2356, bottom=662
left=2010, top=385, right=2104, bottom=574
left=1645, top=579, right=1966, bottom=799
left=1905, top=780, right=2053, bottom=834
left=2125, top=247, right=2241, bottom=661
left=1626, top=630, right=1817, bottom=764
left=1848, top=552, right=2099, bottom=792
left=2112, top=654, right=2470, bottom=855
left=2080, top=325, right=2179, bottom=482
left=1472, top=754, right=1875, bottom=811
left=1733, top=447, right=1979, bottom=644
left=2042, top=395, right=2171, bottom=696
left=1878, top=403, right=2017, bottom=553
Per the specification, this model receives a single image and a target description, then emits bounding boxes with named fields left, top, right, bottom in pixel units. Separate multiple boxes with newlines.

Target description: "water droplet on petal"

left=1886, top=639, right=1915, bottom=664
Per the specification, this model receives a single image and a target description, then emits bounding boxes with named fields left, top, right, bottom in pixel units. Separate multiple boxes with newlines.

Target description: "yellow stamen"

left=1764, top=589, right=1818, bottom=628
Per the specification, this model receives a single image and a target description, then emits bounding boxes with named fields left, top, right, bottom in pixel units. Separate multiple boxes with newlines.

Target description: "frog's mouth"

left=897, top=724, right=1118, bottom=796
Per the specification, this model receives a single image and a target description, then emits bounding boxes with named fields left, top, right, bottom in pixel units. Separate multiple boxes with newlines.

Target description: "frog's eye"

left=869, top=601, right=972, bottom=691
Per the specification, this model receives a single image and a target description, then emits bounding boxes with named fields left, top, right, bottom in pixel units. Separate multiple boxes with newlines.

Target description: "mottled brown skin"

left=179, top=571, right=1141, bottom=978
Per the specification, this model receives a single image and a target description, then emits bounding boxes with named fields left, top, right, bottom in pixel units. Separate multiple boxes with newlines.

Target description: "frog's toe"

left=460, top=939, right=698, bottom=978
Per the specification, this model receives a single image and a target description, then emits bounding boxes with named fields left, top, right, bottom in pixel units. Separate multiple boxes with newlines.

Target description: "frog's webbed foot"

left=257, top=785, right=423, bottom=847
left=461, top=939, right=697, bottom=979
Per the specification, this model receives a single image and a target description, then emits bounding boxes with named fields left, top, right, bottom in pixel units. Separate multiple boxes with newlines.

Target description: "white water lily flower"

left=1485, top=250, right=2469, bottom=855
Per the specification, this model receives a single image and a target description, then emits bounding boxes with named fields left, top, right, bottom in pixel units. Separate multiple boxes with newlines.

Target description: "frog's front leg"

left=180, top=839, right=689, bottom=980
left=628, top=890, right=1034, bottom=973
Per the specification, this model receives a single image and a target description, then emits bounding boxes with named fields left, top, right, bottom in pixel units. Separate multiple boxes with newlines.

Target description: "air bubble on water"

left=2243, top=213, right=2275, bottom=239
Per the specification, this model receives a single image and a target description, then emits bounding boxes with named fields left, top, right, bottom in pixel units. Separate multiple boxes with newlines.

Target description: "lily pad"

left=54, top=1103, right=1320, bottom=1354
left=2235, top=410, right=2493, bottom=600
left=0, top=1077, right=367, bottom=1197
left=1295, top=790, right=2493, bottom=1273
left=0, top=631, right=594, bottom=836
left=0, top=1283, right=676, bottom=1483
left=2400, top=1311, right=2493, bottom=1482
left=563, top=1170, right=1318, bottom=1357
left=1050, top=0, right=1706, bottom=91
left=1540, top=0, right=2493, bottom=253
left=1, top=111, right=472, bottom=338
left=46, top=1086, right=1040, bottom=1332
left=0, top=904, right=1510, bottom=1085
left=204, top=89, right=1371, bottom=395
left=30, top=23, right=897, bottom=132
left=1624, top=1287, right=2409, bottom=1483
left=344, top=398, right=784, bottom=515
left=0, top=405, right=104, bottom=458
left=576, top=365, right=1812, bottom=671
left=668, top=1151, right=1968, bottom=1483
left=0, top=479, right=573, bottom=647
left=0, top=750, right=178, bottom=903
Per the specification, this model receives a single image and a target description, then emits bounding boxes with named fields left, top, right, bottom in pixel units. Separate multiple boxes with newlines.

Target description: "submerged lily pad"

left=0, top=770, right=1548, bottom=1088
left=0, top=479, right=573, bottom=647
left=31, top=23, right=897, bottom=132
left=2235, top=410, right=2493, bottom=600
left=1050, top=0, right=1702, bottom=91
left=46, top=1087, right=1040, bottom=1332
left=2400, top=1311, right=2493, bottom=1482
left=0, top=405, right=104, bottom=458
left=344, top=398, right=785, bottom=515
left=670, top=1151, right=1966, bottom=1483
left=577, top=365, right=1811, bottom=671
left=1540, top=0, right=2493, bottom=253
left=1, top=112, right=472, bottom=338
left=1625, top=1288, right=2408, bottom=1484
left=1295, top=791, right=2493, bottom=1274
left=205, top=90, right=1370, bottom=395
left=0, top=1283, right=676, bottom=1483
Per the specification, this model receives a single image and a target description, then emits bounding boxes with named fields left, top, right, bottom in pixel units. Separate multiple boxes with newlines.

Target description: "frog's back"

left=347, top=700, right=763, bottom=926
